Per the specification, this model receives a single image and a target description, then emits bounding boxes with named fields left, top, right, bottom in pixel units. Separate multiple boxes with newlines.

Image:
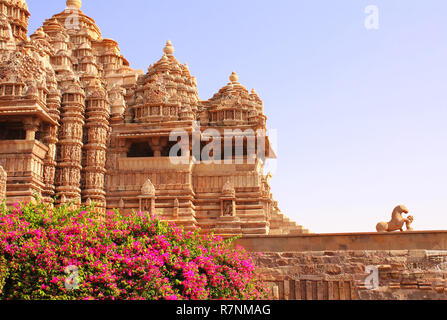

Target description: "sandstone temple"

left=0, top=0, right=309, bottom=237
left=2, top=0, right=447, bottom=302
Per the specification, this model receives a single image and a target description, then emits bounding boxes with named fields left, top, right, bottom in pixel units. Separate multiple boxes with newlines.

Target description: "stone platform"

left=235, top=231, right=447, bottom=300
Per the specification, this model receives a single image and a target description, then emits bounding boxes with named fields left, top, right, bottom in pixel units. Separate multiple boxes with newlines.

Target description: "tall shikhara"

left=0, top=0, right=309, bottom=236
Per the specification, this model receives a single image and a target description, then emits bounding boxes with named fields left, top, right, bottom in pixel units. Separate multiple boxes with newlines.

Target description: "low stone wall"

left=236, top=231, right=447, bottom=252
left=236, top=232, right=447, bottom=300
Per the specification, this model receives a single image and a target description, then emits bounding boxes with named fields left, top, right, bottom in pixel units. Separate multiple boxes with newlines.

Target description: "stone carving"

left=139, top=179, right=156, bottom=215
left=141, top=179, right=155, bottom=196
left=223, top=200, right=234, bottom=217
left=376, top=205, right=414, bottom=232
left=220, top=181, right=236, bottom=217
left=222, top=180, right=236, bottom=198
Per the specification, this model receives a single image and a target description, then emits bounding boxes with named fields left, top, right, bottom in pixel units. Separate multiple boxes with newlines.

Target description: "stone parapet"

left=236, top=231, right=447, bottom=252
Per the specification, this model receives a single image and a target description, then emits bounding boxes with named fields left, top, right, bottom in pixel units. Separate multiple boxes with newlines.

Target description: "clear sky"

left=27, top=0, right=447, bottom=233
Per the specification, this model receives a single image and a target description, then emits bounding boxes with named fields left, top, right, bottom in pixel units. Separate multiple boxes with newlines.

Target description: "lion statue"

left=376, top=205, right=414, bottom=232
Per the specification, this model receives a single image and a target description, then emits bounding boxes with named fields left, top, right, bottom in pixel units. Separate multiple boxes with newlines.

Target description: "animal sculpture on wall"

left=376, top=205, right=414, bottom=232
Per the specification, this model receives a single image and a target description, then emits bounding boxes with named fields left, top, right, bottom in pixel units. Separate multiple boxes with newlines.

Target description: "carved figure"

left=376, top=205, right=414, bottom=232
left=223, top=200, right=233, bottom=216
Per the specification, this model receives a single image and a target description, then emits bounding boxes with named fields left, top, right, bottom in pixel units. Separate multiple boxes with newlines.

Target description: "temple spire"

left=229, top=71, right=239, bottom=83
left=163, top=40, right=174, bottom=56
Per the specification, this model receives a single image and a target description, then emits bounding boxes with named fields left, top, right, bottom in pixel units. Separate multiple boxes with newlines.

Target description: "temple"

left=3, top=1, right=447, bottom=302
left=0, top=0, right=308, bottom=237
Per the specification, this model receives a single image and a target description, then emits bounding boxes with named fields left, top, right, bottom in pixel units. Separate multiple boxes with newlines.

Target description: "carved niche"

left=138, top=179, right=156, bottom=216
left=220, top=180, right=236, bottom=217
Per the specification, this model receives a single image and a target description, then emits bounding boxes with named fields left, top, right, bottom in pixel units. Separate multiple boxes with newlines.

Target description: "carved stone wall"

left=253, top=250, right=447, bottom=300
left=236, top=232, right=447, bottom=300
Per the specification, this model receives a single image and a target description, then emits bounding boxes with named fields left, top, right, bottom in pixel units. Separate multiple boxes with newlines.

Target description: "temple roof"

left=147, top=41, right=195, bottom=84
left=137, top=41, right=199, bottom=110
left=206, top=72, right=263, bottom=115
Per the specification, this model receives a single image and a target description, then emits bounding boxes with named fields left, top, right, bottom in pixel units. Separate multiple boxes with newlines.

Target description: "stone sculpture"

left=376, top=205, right=414, bottom=232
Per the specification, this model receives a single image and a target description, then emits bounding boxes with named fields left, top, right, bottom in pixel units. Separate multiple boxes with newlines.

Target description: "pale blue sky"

left=27, top=0, right=447, bottom=233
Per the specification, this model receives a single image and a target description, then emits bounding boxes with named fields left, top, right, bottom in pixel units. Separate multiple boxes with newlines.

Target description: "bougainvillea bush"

left=0, top=199, right=268, bottom=300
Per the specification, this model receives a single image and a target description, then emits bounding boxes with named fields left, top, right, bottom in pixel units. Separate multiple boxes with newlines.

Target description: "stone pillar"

left=23, top=119, right=40, bottom=141
left=149, top=137, right=168, bottom=158
left=42, top=81, right=61, bottom=203
left=173, top=198, right=179, bottom=218
left=82, top=79, right=110, bottom=212
left=55, top=80, right=85, bottom=205
left=0, top=165, right=6, bottom=203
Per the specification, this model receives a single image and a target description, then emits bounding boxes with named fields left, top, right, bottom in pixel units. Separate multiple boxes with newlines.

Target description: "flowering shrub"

left=0, top=199, right=268, bottom=300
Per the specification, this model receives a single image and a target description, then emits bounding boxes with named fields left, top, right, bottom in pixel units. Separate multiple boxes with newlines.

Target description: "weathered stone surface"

left=251, top=249, right=447, bottom=300
left=239, top=233, right=447, bottom=300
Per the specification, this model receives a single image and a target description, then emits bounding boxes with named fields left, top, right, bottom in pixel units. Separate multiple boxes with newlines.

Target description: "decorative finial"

left=163, top=40, right=174, bottom=56
left=230, top=71, right=239, bottom=83
left=251, top=88, right=257, bottom=95
left=66, top=0, right=82, bottom=9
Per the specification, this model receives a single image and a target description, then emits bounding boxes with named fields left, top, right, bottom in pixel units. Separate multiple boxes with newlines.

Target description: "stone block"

left=326, top=264, right=342, bottom=275
left=389, top=250, right=409, bottom=257
left=409, top=250, right=427, bottom=258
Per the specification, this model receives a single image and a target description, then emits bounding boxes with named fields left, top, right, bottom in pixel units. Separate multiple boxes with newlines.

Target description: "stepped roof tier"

left=127, top=41, right=200, bottom=124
